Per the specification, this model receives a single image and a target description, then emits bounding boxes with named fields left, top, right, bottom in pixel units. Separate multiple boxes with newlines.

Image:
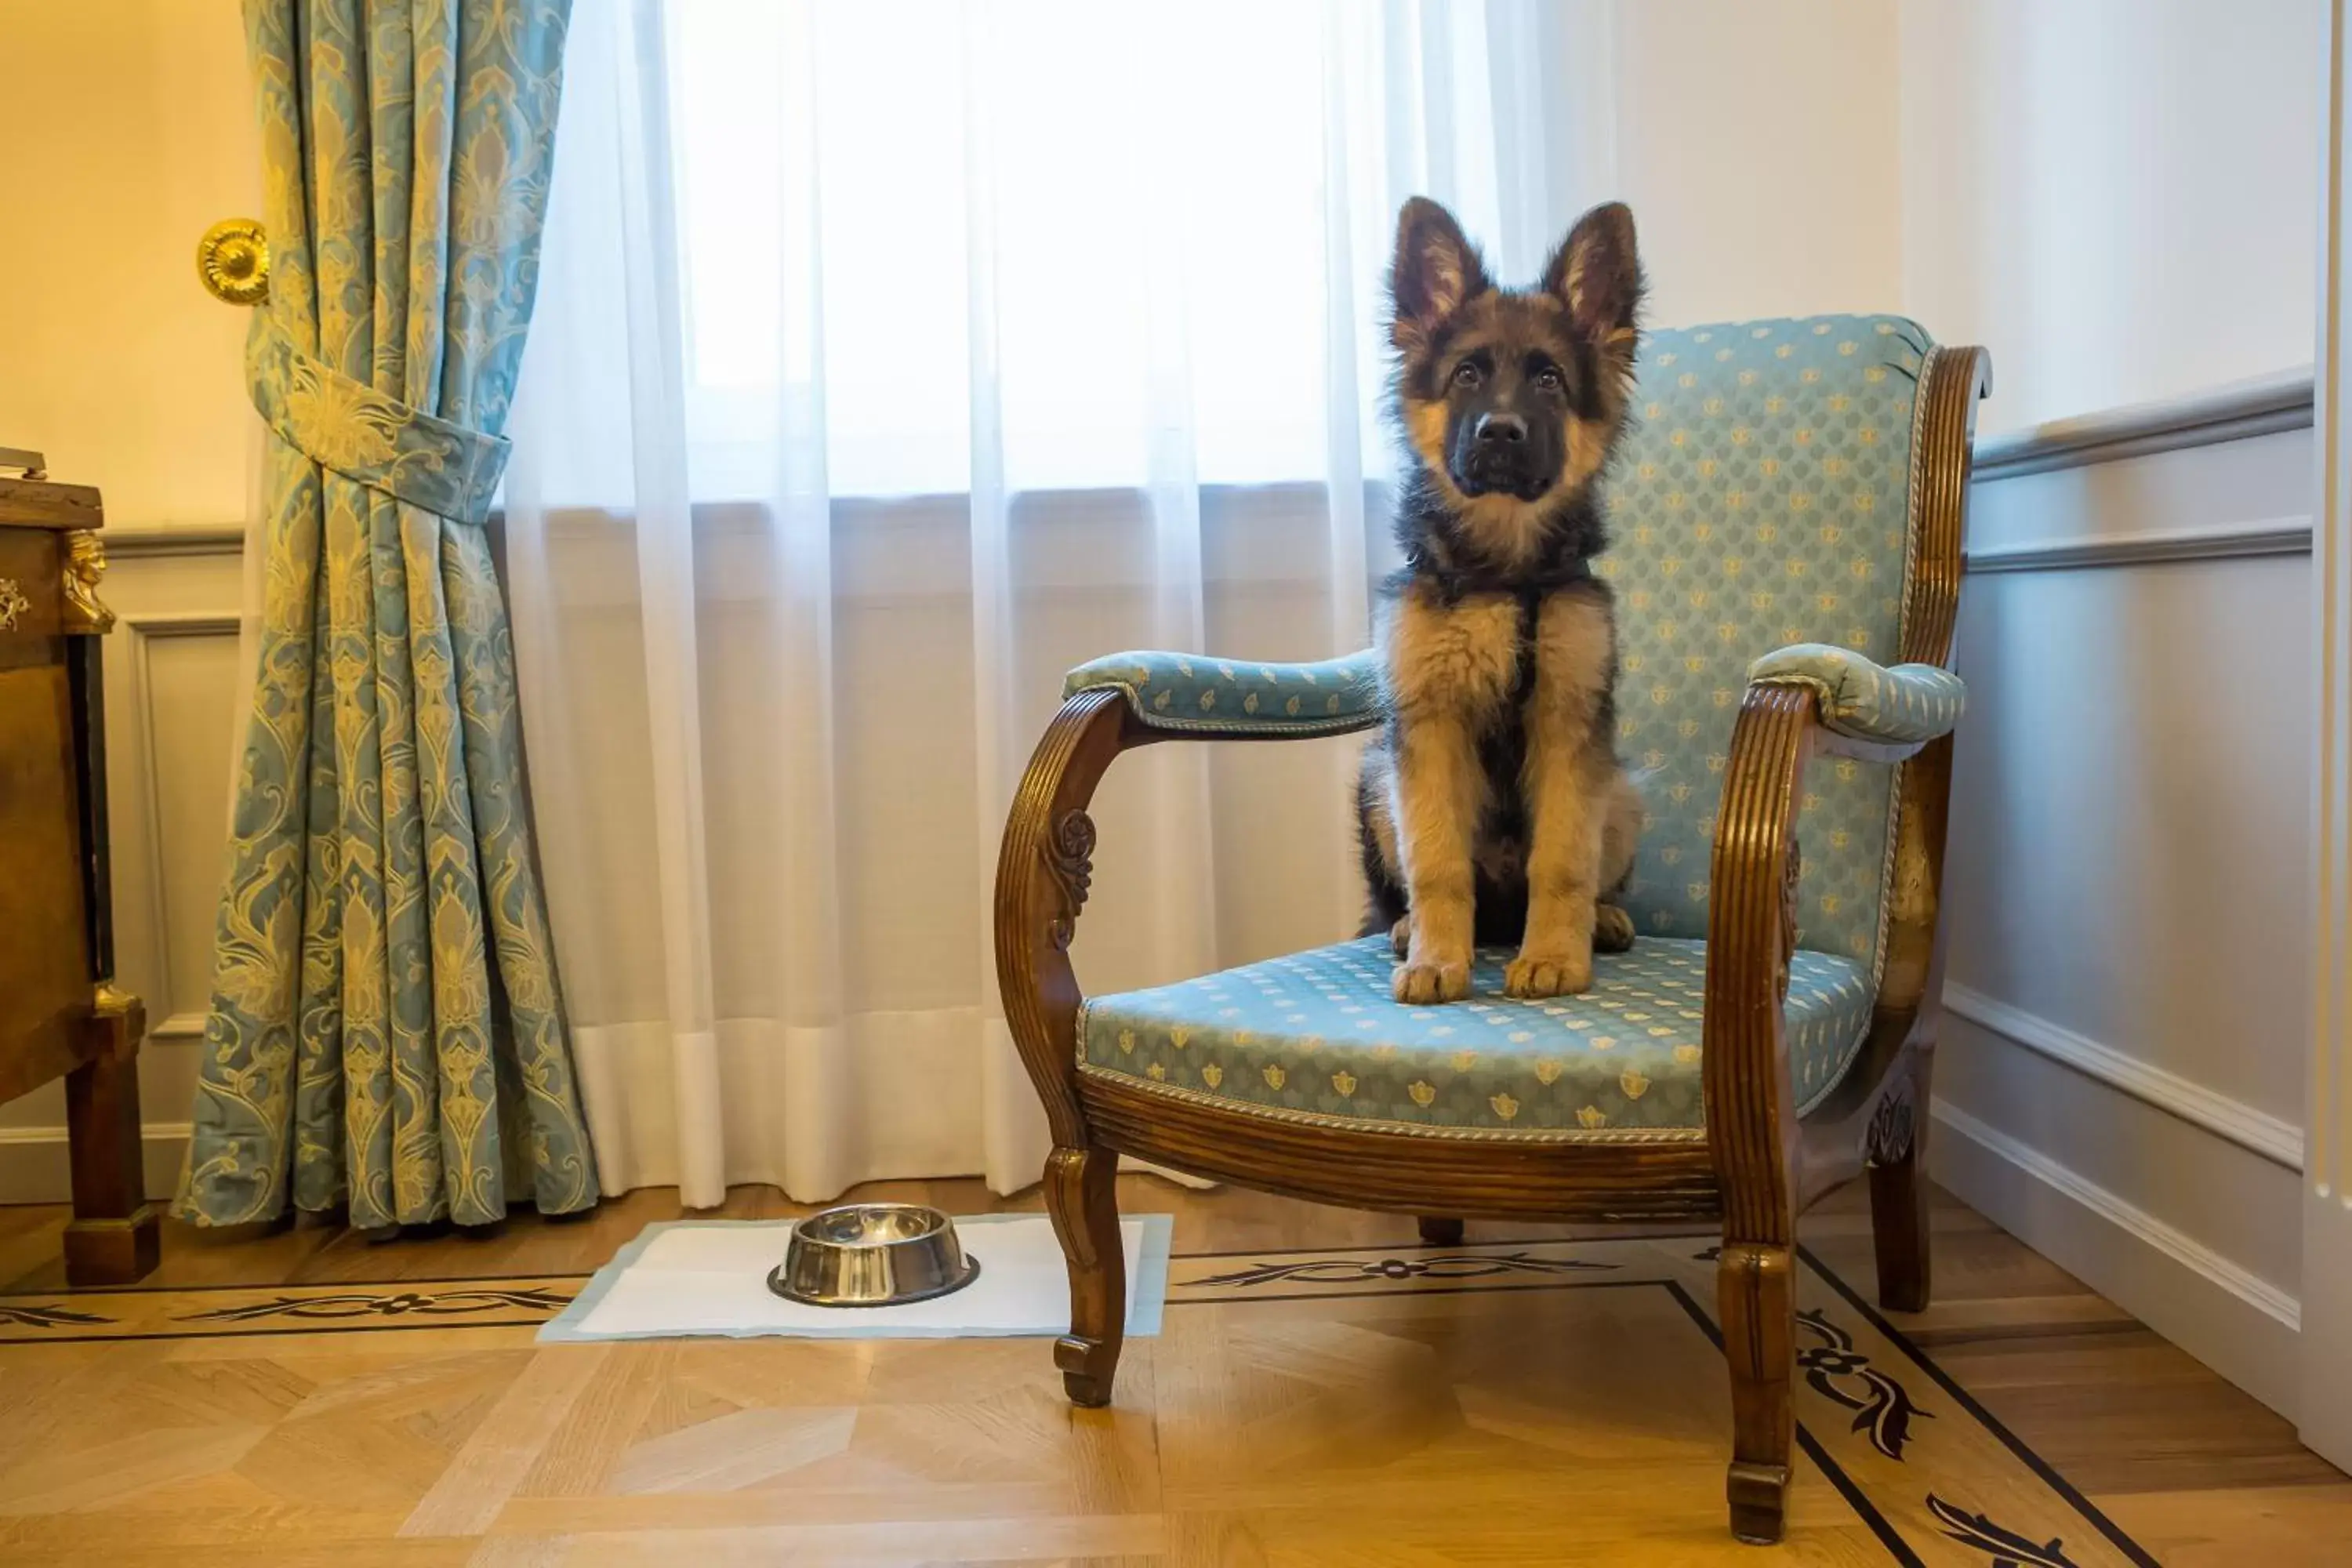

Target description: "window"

left=526, top=0, right=1596, bottom=508
left=665, top=1, right=1338, bottom=498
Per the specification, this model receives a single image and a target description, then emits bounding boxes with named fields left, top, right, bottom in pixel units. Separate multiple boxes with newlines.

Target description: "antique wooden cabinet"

left=0, top=459, right=158, bottom=1284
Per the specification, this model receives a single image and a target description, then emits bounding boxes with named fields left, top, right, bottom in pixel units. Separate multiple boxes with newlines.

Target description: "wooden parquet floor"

left=0, top=1178, right=2343, bottom=1566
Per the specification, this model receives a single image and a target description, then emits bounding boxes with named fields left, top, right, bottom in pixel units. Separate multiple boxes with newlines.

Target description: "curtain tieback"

left=245, top=314, right=511, bottom=524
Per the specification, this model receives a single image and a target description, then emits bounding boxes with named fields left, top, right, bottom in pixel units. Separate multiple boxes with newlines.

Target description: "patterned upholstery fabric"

left=1081, top=936, right=1874, bottom=1136
left=1750, top=644, right=1965, bottom=746
left=1065, top=648, right=1383, bottom=736
left=1602, top=315, right=1937, bottom=967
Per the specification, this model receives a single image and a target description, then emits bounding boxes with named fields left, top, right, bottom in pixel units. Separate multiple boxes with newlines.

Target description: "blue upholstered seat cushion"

left=1080, top=937, right=1874, bottom=1137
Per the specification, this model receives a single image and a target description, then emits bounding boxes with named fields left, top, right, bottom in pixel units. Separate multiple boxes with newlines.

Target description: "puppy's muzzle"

left=1457, top=411, right=1551, bottom=499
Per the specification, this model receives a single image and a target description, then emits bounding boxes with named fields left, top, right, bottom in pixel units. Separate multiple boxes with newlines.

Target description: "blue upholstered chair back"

left=1599, top=315, right=1936, bottom=974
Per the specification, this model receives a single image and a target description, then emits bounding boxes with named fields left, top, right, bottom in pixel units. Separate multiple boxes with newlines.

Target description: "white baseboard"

left=1929, top=1098, right=2301, bottom=1421
left=0, top=1124, right=187, bottom=1206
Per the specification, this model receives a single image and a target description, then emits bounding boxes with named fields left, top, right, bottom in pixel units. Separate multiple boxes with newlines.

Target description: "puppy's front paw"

left=1593, top=904, right=1636, bottom=953
left=1393, top=959, right=1470, bottom=1004
left=1390, top=916, right=1412, bottom=959
left=1505, top=949, right=1592, bottom=998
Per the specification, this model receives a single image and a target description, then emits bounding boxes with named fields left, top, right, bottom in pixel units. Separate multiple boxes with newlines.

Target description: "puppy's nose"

left=1475, top=412, right=1527, bottom=445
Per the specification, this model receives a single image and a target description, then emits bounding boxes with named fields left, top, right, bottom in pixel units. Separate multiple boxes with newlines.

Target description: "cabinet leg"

left=63, top=1011, right=158, bottom=1286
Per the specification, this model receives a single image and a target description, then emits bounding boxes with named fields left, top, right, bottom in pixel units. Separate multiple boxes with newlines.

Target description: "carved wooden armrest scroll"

left=1043, top=810, right=1096, bottom=952
left=1865, top=1079, right=1915, bottom=1169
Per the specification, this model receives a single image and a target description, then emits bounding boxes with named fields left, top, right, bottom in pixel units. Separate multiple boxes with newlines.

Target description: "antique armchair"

left=995, top=316, right=1989, bottom=1544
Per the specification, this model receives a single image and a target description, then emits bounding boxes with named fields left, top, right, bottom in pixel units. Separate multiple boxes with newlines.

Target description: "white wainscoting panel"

left=1932, top=400, right=2314, bottom=1420
left=126, top=612, right=242, bottom=1043
left=1944, top=552, right=2310, bottom=1131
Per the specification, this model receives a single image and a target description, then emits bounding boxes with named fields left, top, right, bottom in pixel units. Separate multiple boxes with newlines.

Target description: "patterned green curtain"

left=179, top=0, right=598, bottom=1228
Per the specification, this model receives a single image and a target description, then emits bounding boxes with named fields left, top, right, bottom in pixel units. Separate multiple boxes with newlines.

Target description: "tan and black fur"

left=1357, top=198, right=1646, bottom=1004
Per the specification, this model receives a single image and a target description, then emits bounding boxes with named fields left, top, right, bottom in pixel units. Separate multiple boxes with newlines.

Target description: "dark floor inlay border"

left=1184, top=1250, right=1616, bottom=1289
left=176, top=1286, right=575, bottom=1323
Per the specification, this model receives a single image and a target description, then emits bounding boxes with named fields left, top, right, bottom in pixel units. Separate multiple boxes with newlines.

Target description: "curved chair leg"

left=1718, top=1241, right=1795, bottom=1546
left=1417, top=1217, right=1465, bottom=1247
left=1867, top=1049, right=1933, bottom=1313
left=1044, top=1145, right=1126, bottom=1407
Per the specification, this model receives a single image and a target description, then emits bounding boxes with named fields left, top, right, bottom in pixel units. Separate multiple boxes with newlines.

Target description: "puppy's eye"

left=1451, top=361, right=1482, bottom=389
left=1534, top=366, right=1565, bottom=394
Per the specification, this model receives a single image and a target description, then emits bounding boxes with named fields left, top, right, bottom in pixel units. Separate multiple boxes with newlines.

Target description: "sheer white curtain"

left=502, top=0, right=1614, bottom=1207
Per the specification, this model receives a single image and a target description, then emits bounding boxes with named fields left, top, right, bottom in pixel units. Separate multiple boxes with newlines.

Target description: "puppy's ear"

left=1544, top=201, right=1643, bottom=351
left=1388, top=197, right=1489, bottom=350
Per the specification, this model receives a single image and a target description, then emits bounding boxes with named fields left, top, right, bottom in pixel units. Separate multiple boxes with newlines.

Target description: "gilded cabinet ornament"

left=82, top=982, right=145, bottom=1065
left=0, top=578, right=27, bottom=633
left=60, top=532, right=114, bottom=634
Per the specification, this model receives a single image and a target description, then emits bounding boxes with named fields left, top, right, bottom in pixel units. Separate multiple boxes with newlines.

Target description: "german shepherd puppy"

left=1356, top=198, right=1646, bottom=1004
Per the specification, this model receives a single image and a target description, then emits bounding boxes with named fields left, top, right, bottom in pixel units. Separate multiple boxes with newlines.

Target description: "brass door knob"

left=197, top=218, right=269, bottom=305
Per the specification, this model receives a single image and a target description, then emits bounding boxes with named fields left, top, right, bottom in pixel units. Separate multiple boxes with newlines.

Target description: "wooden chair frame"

left=994, top=346, right=1991, bottom=1544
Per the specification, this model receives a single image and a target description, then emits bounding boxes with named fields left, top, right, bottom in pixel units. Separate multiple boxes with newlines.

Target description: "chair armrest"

left=1064, top=648, right=1382, bottom=739
left=1746, top=644, right=1964, bottom=747
left=996, top=644, right=1380, bottom=1149
left=1701, top=683, right=1844, bottom=1249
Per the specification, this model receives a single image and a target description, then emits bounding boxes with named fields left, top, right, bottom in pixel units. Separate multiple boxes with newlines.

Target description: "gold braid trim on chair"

left=1072, top=1064, right=1711, bottom=1145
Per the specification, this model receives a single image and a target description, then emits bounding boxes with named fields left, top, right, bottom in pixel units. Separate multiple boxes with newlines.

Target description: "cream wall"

left=1614, top=0, right=1906, bottom=328
left=0, top=0, right=259, bottom=528
left=1901, top=0, right=2323, bottom=434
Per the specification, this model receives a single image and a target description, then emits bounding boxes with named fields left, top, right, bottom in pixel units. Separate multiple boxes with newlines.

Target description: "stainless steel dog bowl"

left=768, top=1203, right=980, bottom=1308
